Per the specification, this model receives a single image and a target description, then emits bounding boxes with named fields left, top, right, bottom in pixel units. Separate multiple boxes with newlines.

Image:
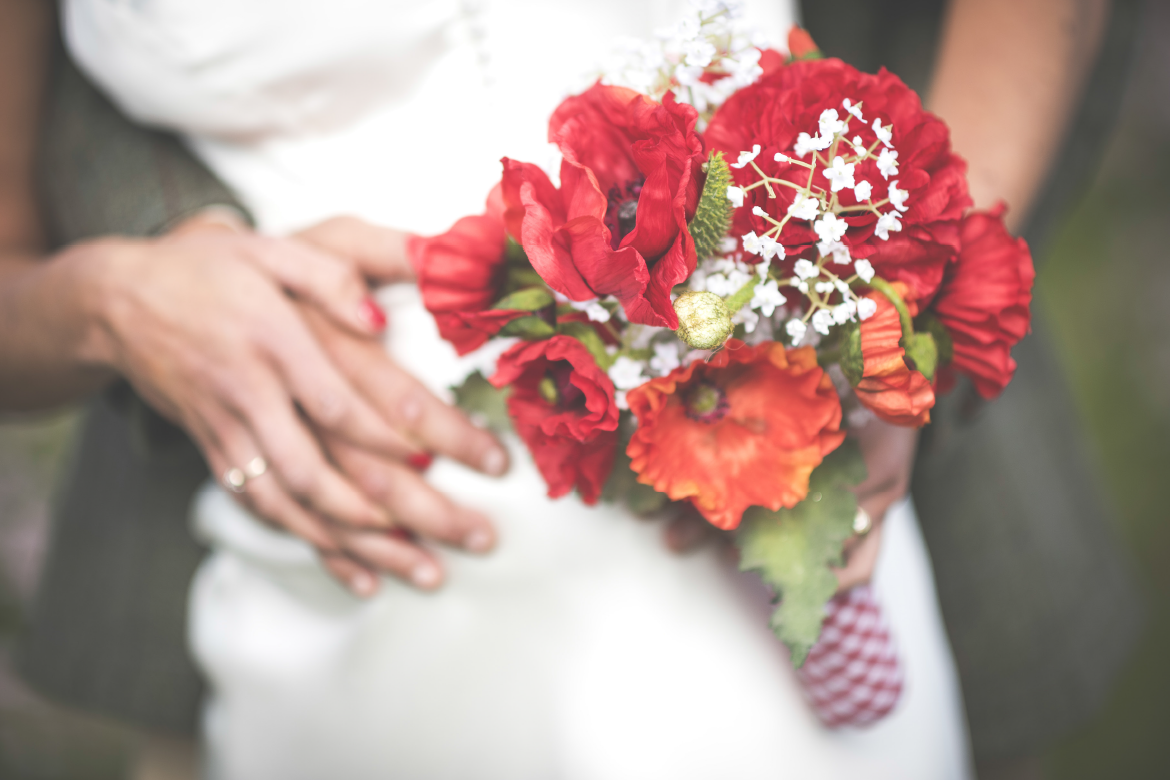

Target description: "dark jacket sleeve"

left=17, top=42, right=250, bottom=734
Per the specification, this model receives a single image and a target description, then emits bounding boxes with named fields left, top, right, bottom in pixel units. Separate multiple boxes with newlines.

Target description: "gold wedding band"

left=223, top=457, right=268, bottom=493
left=853, top=507, right=872, bottom=536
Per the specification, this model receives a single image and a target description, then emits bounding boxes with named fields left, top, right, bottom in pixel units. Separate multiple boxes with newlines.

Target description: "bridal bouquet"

left=409, top=4, right=1033, bottom=665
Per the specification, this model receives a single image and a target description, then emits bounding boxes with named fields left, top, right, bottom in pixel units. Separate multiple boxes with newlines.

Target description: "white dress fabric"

left=64, top=1, right=973, bottom=778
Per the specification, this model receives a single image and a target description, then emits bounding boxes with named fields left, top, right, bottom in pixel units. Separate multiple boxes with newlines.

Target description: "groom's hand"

left=157, top=211, right=508, bottom=595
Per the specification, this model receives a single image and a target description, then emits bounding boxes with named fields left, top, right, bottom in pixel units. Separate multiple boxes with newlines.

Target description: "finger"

left=328, top=437, right=496, bottom=553
left=295, top=215, right=415, bottom=284
left=243, top=234, right=387, bottom=336
left=194, top=413, right=341, bottom=551
left=255, top=304, right=417, bottom=458
left=320, top=552, right=381, bottom=597
left=228, top=370, right=392, bottom=529
left=833, top=520, right=885, bottom=594
left=332, top=527, right=444, bottom=590
left=323, top=332, right=509, bottom=476
left=167, top=206, right=250, bottom=237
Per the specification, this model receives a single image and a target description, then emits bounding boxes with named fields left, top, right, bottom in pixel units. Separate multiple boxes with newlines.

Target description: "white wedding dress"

left=64, top=1, right=972, bottom=777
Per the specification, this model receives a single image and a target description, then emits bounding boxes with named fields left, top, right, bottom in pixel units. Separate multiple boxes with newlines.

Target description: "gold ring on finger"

left=853, top=507, right=872, bottom=536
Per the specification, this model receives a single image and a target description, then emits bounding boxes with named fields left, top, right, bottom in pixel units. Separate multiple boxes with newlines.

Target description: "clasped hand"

left=79, top=210, right=509, bottom=595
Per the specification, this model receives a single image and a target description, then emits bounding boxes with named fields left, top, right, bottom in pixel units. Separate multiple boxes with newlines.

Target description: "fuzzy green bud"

left=673, top=290, right=733, bottom=350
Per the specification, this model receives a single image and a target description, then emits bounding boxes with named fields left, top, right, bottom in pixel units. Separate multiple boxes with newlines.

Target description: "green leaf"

left=557, top=321, right=614, bottom=370
left=902, top=331, right=939, bottom=380
left=838, top=320, right=864, bottom=386
left=736, top=441, right=867, bottom=666
left=915, top=312, right=954, bottom=367
left=498, top=315, right=556, bottom=340
left=451, top=371, right=512, bottom=433
left=688, top=151, right=734, bottom=262
left=493, top=287, right=554, bottom=312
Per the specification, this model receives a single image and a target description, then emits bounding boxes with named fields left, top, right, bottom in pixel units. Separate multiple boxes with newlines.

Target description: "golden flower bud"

left=673, top=290, right=733, bottom=350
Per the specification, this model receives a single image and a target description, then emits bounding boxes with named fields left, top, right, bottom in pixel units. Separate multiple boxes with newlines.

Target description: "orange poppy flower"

left=626, top=341, right=845, bottom=530
left=855, top=286, right=935, bottom=427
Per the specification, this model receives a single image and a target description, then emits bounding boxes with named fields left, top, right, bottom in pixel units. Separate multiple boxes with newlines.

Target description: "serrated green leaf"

left=451, top=371, right=512, bottom=433
left=689, top=152, right=734, bottom=262
left=498, top=315, right=556, bottom=340
left=493, top=287, right=554, bottom=312
left=902, top=331, right=939, bottom=380
left=736, top=441, right=867, bottom=666
left=557, top=321, right=614, bottom=370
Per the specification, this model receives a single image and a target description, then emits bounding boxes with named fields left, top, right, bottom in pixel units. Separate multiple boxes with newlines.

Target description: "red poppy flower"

left=626, top=341, right=845, bottom=530
left=501, top=83, right=706, bottom=329
left=490, top=335, right=619, bottom=504
left=705, top=57, right=971, bottom=304
left=932, top=204, right=1034, bottom=399
left=854, top=287, right=934, bottom=427
left=407, top=185, right=528, bottom=355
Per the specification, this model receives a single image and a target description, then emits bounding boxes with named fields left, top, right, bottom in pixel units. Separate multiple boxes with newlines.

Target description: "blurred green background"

left=1, top=6, right=1168, bottom=780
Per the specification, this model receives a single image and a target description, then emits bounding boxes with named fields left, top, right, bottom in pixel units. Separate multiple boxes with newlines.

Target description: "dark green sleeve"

left=18, top=41, right=251, bottom=735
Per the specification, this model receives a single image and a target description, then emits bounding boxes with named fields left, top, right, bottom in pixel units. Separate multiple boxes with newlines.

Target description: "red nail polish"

left=359, top=297, right=387, bottom=332
left=407, top=452, right=434, bottom=472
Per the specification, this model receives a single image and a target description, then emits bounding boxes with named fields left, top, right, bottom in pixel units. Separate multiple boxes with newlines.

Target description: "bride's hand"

left=663, top=418, right=918, bottom=595
left=833, top=419, right=918, bottom=592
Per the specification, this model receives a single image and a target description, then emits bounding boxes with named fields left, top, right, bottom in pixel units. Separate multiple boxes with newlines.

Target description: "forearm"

left=929, top=0, right=1109, bottom=228
left=0, top=245, right=121, bottom=409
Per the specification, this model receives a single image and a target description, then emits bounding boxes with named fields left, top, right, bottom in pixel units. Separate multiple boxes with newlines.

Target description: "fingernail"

left=463, top=528, right=494, bottom=553
left=410, top=562, right=441, bottom=589
left=481, top=448, right=507, bottom=476
left=407, top=452, right=434, bottom=472
left=358, top=296, right=387, bottom=332
left=351, top=571, right=378, bottom=597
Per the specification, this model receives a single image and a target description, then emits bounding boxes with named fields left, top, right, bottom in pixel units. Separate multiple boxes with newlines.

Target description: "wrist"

left=67, top=235, right=149, bottom=373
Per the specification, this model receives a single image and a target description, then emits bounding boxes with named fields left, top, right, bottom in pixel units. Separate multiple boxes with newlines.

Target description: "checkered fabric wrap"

left=795, top=584, right=904, bottom=728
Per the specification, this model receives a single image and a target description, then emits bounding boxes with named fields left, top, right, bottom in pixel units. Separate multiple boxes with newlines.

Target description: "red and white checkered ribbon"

left=796, top=584, right=904, bottom=728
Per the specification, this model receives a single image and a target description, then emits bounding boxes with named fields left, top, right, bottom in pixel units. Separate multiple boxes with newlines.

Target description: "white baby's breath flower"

left=649, top=342, right=681, bottom=376
left=813, top=213, right=848, bottom=244
left=819, top=240, right=851, bottom=265
left=794, top=131, right=830, bottom=157
left=741, top=231, right=762, bottom=256
left=786, top=318, right=808, bottom=343
left=719, top=236, right=739, bottom=254
left=682, top=39, right=717, bottom=67
left=877, top=147, right=899, bottom=179
left=731, top=306, right=760, bottom=333
left=857, top=297, right=878, bottom=320
left=834, top=278, right=851, bottom=294
left=832, top=299, right=858, bottom=324
left=814, top=281, right=835, bottom=294
left=818, top=108, right=846, bottom=139
left=851, top=135, right=868, bottom=157
left=874, top=211, right=902, bottom=240
left=872, top=118, right=893, bottom=147
left=793, top=258, right=819, bottom=280
left=888, top=180, right=910, bottom=212
left=757, top=235, right=784, bottom=262
left=787, top=194, right=821, bottom=221
left=750, top=278, right=787, bottom=317
left=608, top=355, right=648, bottom=390
left=823, top=155, right=856, bottom=193
left=812, top=309, right=834, bottom=335
left=843, top=98, right=864, bottom=121
left=853, top=180, right=873, bottom=202
left=731, top=144, right=762, bottom=169
left=854, top=258, right=875, bottom=282
left=774, top=152, right=789, bottom=163
left=726, top=185, right=745, bottom=208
